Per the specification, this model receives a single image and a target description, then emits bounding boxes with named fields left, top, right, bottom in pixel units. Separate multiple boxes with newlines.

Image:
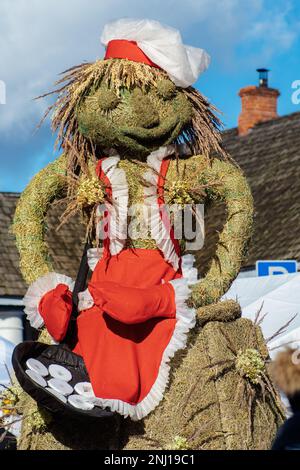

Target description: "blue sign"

left=256, top=260, right=298, bottom=277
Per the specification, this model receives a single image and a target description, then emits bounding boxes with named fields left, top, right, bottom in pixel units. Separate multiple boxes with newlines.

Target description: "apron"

left=72, top=151, right=195, bottom=420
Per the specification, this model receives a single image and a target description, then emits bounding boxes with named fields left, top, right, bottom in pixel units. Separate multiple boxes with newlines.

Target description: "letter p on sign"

left=256, top=260, right=298, bottom=277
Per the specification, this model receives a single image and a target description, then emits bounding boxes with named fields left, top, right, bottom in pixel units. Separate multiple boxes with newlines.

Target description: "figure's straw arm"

left=190, top=159, right=254, bottom=310
left=12, top=154, right=67, bottom=284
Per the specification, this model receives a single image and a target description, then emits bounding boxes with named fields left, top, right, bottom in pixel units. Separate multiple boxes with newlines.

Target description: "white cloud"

left=243, top=1, right=300, bottom=62
left=0, top=0, right=299, bottom=134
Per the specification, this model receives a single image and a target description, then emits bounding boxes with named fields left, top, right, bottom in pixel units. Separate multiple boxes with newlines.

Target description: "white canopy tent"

left=0, top=336, right=21, bottom=438
left=0, top=336, right=14, bottom=387
left=223, top=273, right=300, bottom=358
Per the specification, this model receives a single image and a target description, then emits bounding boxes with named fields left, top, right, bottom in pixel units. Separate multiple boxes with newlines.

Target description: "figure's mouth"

left=120, top=115, right=180, bottom=146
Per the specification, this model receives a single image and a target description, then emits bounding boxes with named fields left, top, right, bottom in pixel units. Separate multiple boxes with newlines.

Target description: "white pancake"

left=45, top=387, right=67, bottom=403
left=48, top=378, right=73, bottom=396
left=74, top=382, right=95, bottom=398
left=26, top=358, right=48, bottom=377
left=68, top=394, right=95, bottom=411
left=48, top=364, right=72, bottom=382
left=25, top=369, right=47, bottom=388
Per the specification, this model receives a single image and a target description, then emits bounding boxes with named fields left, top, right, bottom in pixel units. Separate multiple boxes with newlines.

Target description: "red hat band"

left=104, top=39, right=161, bottom=69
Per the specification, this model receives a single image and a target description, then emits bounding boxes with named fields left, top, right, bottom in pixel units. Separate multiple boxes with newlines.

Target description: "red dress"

left=25, top=149, right=196, bottom=420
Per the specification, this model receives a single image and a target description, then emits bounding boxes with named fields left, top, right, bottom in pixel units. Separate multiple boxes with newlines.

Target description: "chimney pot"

left=257, top=68, right=270, bottom=87
left=238, top=69, right=280, bottom=136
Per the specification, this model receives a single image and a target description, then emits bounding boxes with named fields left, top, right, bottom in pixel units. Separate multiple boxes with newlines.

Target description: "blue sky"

left=0, top=0, right=300, bottom=192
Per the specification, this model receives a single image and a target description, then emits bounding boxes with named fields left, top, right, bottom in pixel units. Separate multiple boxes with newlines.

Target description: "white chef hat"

left=101, top=18, right=210, bottom=88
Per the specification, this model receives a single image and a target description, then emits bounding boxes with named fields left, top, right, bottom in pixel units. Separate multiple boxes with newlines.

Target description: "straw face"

left=37, top=58, right=227, bottom=175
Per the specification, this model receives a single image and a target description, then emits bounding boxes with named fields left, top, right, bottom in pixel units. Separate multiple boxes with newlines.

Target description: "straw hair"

left=37, top=58, right=228, bottom=174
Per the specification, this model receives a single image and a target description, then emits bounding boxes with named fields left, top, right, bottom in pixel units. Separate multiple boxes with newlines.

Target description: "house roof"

left=1, top=111, right=300, bottom=297
left=224, top=111, right=300, bottom=264
left=197, top=111, right=300, bottom=274
left=0, top=193, right=85, bottom=297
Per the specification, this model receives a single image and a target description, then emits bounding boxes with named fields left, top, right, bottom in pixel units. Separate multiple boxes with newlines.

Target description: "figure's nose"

left=131, top=89, right=160, bottom=128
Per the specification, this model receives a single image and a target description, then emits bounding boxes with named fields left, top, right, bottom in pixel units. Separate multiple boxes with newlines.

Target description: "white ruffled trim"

left=98, top=156, right=128, bottom=256
left=23, top=273, right=75, bottom=330
left=144, top=147, right=180, bottom=271
left=91, top=276, right=196, bottom=420
left=78, top=288, right=94, bottom=312
left=87, top=247, right=103, bottom=271
left=96, top=146, right=191, bottom=261
left=181, top=254, right=199, bottom=285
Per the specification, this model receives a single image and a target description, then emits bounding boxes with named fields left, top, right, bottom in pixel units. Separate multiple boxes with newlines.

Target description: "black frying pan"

left=12, top=242, right=114, bottom=419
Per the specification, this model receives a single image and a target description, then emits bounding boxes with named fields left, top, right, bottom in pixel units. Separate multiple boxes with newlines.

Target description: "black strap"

left=64, top=240, right=91, bottom=347
left=71, top=241, right=92, bottom=318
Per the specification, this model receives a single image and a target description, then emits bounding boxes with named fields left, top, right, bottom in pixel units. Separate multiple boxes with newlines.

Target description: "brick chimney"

left=238, top=69, right=280, bottom=136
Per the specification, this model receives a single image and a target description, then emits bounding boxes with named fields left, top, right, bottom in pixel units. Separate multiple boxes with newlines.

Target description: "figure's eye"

left=156, top=79, right=177, bottom=100
left=119, top=87, right=131, bottom=99
left=97, top=88, right=120, bottom=111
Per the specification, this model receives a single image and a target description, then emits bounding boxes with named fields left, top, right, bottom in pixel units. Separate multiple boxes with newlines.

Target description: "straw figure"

left=9, top=19, right=284, bottom=450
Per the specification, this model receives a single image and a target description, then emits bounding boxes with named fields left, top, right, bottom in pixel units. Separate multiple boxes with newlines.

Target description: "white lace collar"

left=97, top=145, right=191, bottom=267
